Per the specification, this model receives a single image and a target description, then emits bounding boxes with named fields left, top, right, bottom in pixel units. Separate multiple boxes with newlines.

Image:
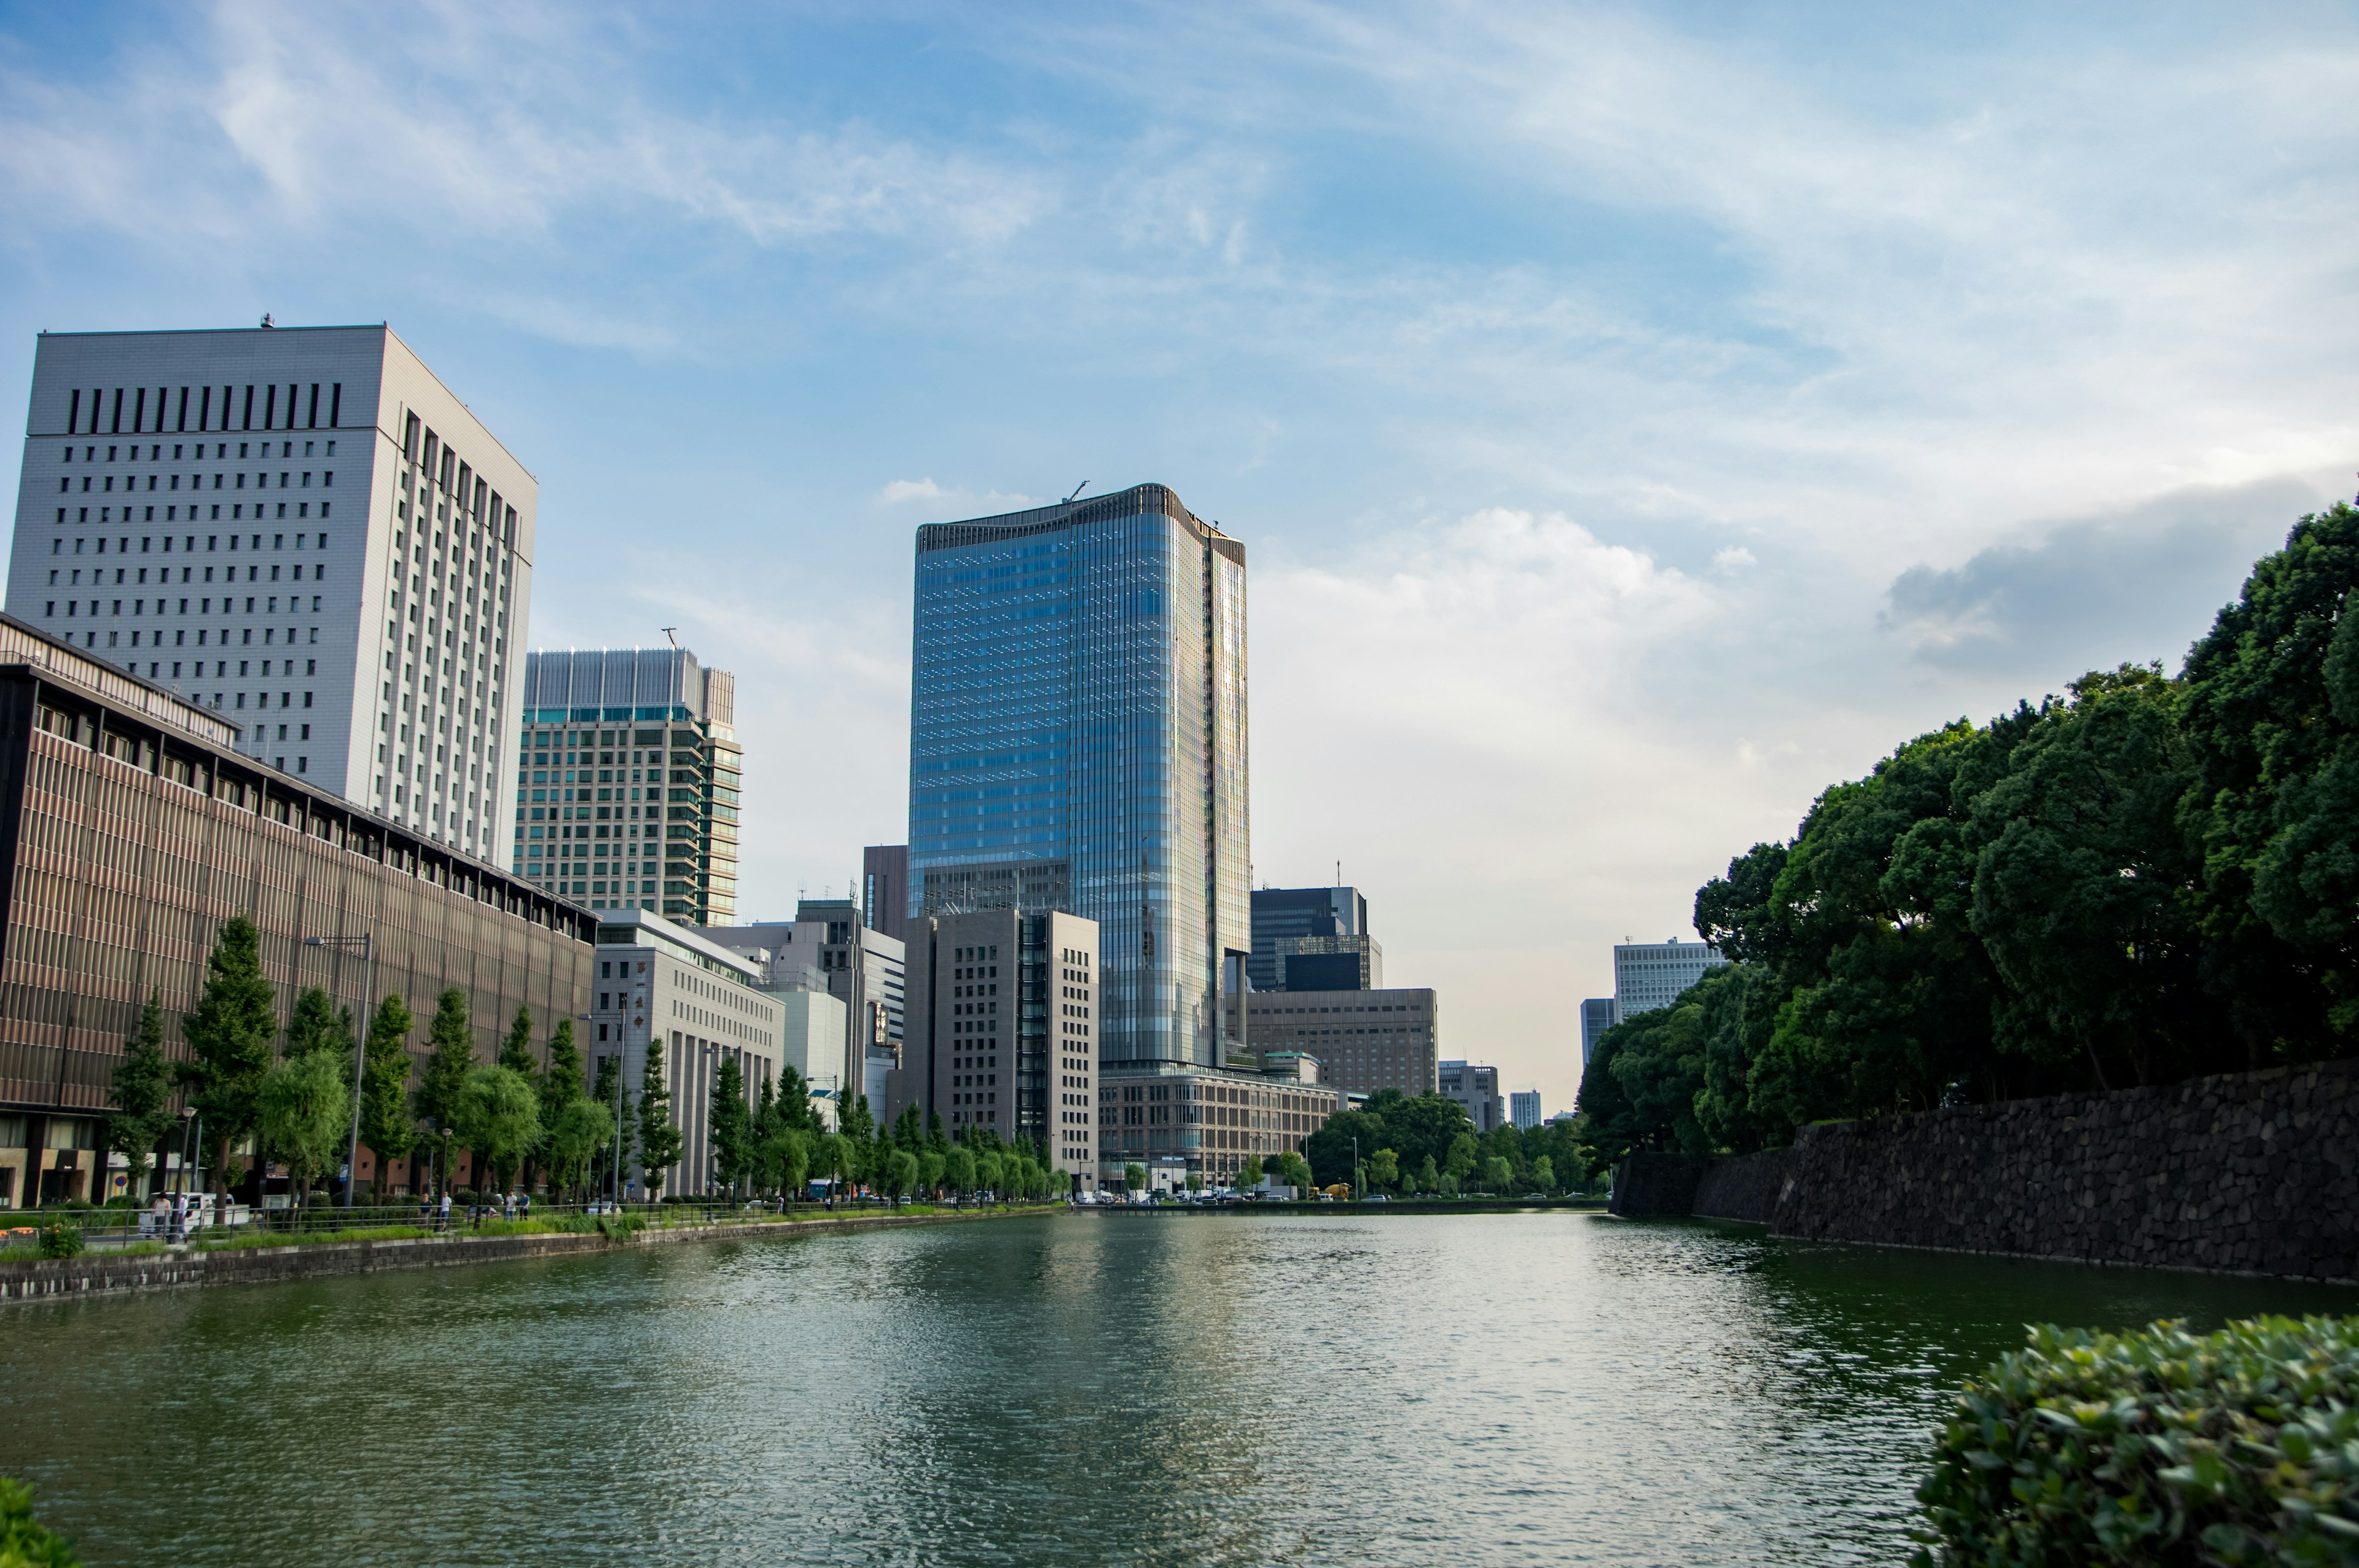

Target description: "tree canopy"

left=1578, top=502, right=2359, bottom=1161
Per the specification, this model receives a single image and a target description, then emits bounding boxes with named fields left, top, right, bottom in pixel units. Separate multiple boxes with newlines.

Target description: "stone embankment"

left=1611, top=1056, right=2359, bottom=1283
left=0, top=1207, right=1050, bottom=1307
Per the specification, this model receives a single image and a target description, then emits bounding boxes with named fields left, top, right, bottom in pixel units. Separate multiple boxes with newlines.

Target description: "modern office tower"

left=1510, top=1091, right=1541, bottom=1131
left=1243, top=988, right=1440, bottom=1098
left=517, top=648, right=738, bottom=923
left=0, top=614, right=590, bottom=1207
left=1440, top=1060, right=1504, bottom=1134
left=588, top=910, right=777, bottom=1199
left=863, top=844, right=910, bottom=943
left=903, top=908, right=1099, bottom=1189
left=906, top=483, right=1250, bottom=1073
left=1249, top=886, right=1369, bottom=993
left=1579, top=997, right=1618, bottom=1067
left=1612, top=937, right=1727, bottom=1019
left=1273, top=932, right=1383, bottom=991
left=695, top=899, right=904, bottom=1118
left=7, top=324, right=536, bottom=866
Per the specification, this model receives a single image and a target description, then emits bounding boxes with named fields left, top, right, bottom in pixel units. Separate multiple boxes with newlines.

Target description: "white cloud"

left=874, top=479, right=1043, bottom=513
left=1713, top=547, right=1757, bottom=571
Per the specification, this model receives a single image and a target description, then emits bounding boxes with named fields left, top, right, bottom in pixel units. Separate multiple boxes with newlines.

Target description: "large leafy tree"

left=708, top=1055, right=751, bottom=1198
left=412, top=988, right=475, bottom=1196
left=178, top=916, right=278, bottom=1201
left=258, top=1049, right=350, bottom=1211
left=358, top=993, right=415, bottom=1198
left=1970, top=665, right=2217, bottom=1088
left=2178, top=501, right=2359, bottom=1047
left=638, top=1040, right=683, bottom=1200
left=456, top=1064, right=539, bottom=1196
left=109, top=991, right=175, bottom=1202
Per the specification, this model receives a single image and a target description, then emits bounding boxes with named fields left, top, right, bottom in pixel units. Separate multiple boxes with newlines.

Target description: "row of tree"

left=1575, top=502, right=2359, bottom=1167
left=107, top=919, right=1076, bottom=1209
left=1301, top=1090, right=1582, bottom=1195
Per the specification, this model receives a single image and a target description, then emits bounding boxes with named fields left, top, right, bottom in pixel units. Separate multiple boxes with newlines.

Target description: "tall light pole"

left=302, top=932, right=375, bottom=1211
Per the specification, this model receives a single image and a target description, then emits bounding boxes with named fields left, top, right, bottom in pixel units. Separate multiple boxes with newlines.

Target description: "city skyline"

left=2, top=6, right=2349, bottom=1114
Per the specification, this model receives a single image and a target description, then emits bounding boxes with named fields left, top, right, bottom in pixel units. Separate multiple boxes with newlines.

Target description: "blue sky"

left=5, top=2, right=2355, bottom=1111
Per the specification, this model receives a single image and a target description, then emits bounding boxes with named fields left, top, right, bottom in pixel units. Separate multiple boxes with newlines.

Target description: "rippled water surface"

left=3, top=1212, right=2353, bottom=1566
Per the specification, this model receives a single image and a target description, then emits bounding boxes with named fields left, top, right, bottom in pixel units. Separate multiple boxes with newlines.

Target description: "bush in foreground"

left=1912, top=1316, right=2359, bottom=1566
left=0, top=1478, right=80, bottom=1566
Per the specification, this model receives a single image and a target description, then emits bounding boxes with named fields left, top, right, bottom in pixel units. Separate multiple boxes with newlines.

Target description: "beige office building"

left=1243, top=986, right=1440, bottom=1098
left=1098, top=1061, right=1340, bottom=1190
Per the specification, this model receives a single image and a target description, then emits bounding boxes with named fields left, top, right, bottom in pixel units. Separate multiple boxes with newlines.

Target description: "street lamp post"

left=302, top=932, right=375, bottom=1210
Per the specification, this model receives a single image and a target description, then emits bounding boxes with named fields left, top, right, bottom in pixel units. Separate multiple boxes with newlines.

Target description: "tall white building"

left=1611, top=938, right=1727, bottom=1020
left=7, top=324, right=536, bottom=864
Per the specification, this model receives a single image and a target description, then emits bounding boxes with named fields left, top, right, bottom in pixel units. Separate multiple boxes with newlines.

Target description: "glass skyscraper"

left=908, top=483, right=1248, bottom=1069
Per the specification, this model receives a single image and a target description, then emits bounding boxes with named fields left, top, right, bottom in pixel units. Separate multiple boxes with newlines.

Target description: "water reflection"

left=0, top=1214, right=2348, bottom=1566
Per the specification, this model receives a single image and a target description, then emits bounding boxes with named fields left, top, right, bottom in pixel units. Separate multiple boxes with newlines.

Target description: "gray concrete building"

left=1440, top=1059, right=1504, bottom=1134
left=1242, top=987, right=1439, bottom=1098
left=1098, top=1062, right=1340, bottom=1190
left=518, top=647, right=738, bottom=924
left=7, top=322, right=538, bottom=864
left=1580, top=997, right=1617, bottom=1067
left=589, top=910, right=777, bottom=1199
left=695, top=900, right=904, bottom=1123
left=902, top=907, right=1098, bottom=1189
left=862, top=843, right=909, bottom=944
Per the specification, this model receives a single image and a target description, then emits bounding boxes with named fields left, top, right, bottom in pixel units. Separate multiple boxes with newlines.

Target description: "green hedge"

left=1912, top=1316, right=2359, bottom=1566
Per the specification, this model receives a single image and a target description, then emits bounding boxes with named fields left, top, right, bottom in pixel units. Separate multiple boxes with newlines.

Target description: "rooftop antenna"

left=660, top=626, right=679, bottom=649
left=1063, top=480, right=1089, bottom=504
left=1335, top=859, right=1341, bottom=887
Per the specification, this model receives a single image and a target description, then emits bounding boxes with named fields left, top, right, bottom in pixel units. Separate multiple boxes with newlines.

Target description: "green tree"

left=1970, top=665, right=2215, bottom=1089
left=109, top=991, right=174, bottom=1203
left=1417, top=1153, right=1441, bottom=1193
left=284, top=986, right=345, bottom=1061
left=1366, top=1147, right=1399, bottom=1190
left=945, top=1144, right=977, bottom=1200
left=589, top=1052, right=632, bottom=1200
left=1530, top=1154, right=1555, bottom=1193
left=1481, top=1155, right=1512, bottom=1194
left=357, top=993, right=415, bottom=1199
left=638, top=1040, right=683, bottom=1200
left=542, top=1098, right=612, bottom=1204
left=1443, top=1131, right=1477, bottom=1184
left=1121, top=1160, right=1146, bottom=1195
left=1186, top=1172, right=1203, bottom=1195
left=918, top=1147, right=945, bottom=1196
left=178, top=916, right=279, bottom=1202
left=2179, top=501, right=2359, bottom=1045
left=1303, top=1106, right=1387, bottom=1187
left=456, top=1064, right=539, bottom=1196
left=775, top=1063, right=812, bottom=1135
left=1273, top=1150, right=1312, bottom=1193
left=709, top=1055, right=751, bottom=1198
left=538, top=1018, right=583, bottom=1184
left=1235, top=1153, right=1264, bottom=1190
left=498, top=1004, right=538, bottom=1081
left=258, top=1048, right=351, bottom=1211
left=886, top=1148, right=919, bottom=1199
left=411, top=988, right=474, bottom=1197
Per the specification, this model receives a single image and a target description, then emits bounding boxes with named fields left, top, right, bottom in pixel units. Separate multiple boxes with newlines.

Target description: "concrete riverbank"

left=0, top=1205, right=1060, bottom=1306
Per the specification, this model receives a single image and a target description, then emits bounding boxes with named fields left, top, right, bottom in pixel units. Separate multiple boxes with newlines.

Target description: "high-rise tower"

left=517, top=646, right=738, bottom=922
left=7, top=324, right=536, bottom=864
left=907, top=483, right=1248, bottom=1071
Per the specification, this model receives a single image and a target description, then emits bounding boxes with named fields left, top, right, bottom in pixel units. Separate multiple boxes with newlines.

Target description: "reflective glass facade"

left=908, top=484, right=1248, bottom=1069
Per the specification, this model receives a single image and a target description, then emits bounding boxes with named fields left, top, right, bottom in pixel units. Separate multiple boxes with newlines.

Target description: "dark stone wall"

left=1692, top=1149, right=1792, bottom=1224
left=1609, top=1153, right=1708, bottom=1217
left=1769, top=1058, right=2359, bottom=1282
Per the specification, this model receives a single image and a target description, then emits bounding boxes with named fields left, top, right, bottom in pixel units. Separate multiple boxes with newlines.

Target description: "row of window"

left=52, top=531, right=330, bottom=555
left=58, top=469, right=332, bottom=493
left=60, top=439, right=334, bottom=462
left=65, top=383, right=343, bottom=436
left=49, top=596, right=323, bottom=617
left=55, top=502, right=329, bottom=525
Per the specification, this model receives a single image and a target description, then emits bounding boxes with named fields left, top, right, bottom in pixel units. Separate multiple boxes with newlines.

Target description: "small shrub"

left=36, top=1223, right=84, bottom=1260
left=1912, top=1315, right=2359, bottom=1566
left=0, top=1477, right=80, bottom=1566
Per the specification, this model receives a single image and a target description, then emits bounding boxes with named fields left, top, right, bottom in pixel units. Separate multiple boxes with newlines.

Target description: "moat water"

left=2, top=1211, right=2352, bottom=1566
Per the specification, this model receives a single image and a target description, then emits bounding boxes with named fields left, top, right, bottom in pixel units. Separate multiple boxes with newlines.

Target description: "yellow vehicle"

left=1321, top=1183, right=1353, bottom=1203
